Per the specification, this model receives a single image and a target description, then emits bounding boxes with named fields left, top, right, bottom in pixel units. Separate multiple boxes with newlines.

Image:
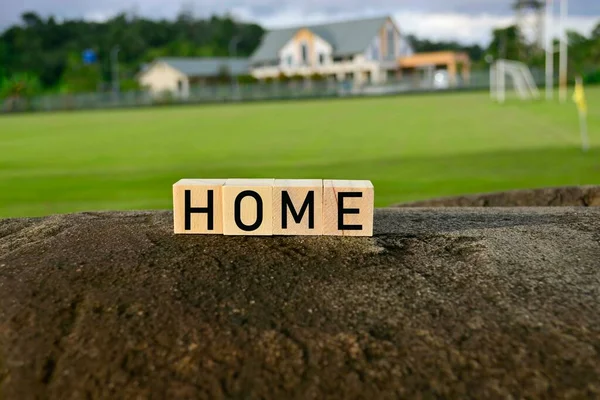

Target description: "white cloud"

left=2, top=0, right=599, bottom=46
left=232, top=7, right=599, bottom=46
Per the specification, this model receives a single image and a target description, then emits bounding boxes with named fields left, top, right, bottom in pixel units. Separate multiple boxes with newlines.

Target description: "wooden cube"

left=173, top=179, right=226, bottom=234
left=323, top=180, right=374, bottom=236
left=273, top=179, right=323, bottom=235
left=222, top=179, right=274, bottom=236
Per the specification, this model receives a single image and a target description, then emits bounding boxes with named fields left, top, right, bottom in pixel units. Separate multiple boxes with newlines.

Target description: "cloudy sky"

left=1, top=0, right=599, bottom=45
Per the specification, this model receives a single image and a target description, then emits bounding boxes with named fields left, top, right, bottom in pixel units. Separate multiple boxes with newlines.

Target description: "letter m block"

left=173, top=179, right=226, bottom=234
left=273, top=179, right=323, bottom=235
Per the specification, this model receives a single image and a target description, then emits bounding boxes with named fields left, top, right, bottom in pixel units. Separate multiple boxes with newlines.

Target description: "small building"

left=398, top=51, right=472, bottom=88
left=249, top=15, right=415, bottom=85
left=137, top=57, right=250, bottom=98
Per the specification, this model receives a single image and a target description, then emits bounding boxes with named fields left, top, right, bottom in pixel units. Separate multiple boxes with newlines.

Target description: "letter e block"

left=223, top=179, right=274, bottom=236
left=173, top=179, right=226, bottom=234
left=323, top=180, right=374, bottom=237
left=273, top=179, right=323, bottom=235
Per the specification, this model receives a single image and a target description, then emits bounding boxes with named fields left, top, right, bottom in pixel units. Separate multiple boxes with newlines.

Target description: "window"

left=287, top=55, right=293, bottom=66
left=387, top=26, right=395, bottom=59
left=371, top=40, right=380, bottom=60
left=318, top=53, right=325, bottom=65
left=300, top=41, right=308, bottom=64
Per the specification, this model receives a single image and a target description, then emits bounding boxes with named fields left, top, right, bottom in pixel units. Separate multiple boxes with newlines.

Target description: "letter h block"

left=323, top=180, right=374, bottom=237
left=173, top=179, right=226, bottom=234
left=222, top=179, right=274, bottom=236
left=273, top=179, right=323, bottom=235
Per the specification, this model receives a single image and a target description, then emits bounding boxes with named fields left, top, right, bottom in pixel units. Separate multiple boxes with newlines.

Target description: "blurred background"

left=0, top=0, right=598, bottom=218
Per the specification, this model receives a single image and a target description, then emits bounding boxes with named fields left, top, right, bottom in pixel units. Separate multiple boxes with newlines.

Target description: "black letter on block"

left=185, top=189, right=214, bottom=231
left=282, top=190, right=314, bottom=229
left=338, top=192, right=362, bottom=230
left=234, top=190, right=263, bottom=231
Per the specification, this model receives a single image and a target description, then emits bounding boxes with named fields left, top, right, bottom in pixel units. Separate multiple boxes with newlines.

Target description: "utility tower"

left=513, top=0, right=546, bottom=51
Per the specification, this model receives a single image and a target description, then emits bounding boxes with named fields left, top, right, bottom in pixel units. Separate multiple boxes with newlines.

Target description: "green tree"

left=486, top=25, right=528, bottom=62
left=0, top=73, right=41, bottom=99
left=0, top=11, right=265, bottom=92
left=60, top=52, right=102, bottom=93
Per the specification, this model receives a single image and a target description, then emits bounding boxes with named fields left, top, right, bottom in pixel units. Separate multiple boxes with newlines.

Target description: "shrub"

left=276, top=72, right=290, bottom=82
left=0, top=73, right=41, bottom=100
left=583, top=69, right=600, bottom=85
left=237, top=74, right=258, bottom=84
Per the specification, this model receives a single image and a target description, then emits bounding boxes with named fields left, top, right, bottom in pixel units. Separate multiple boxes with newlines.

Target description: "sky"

left=1, top=0, right=599, bottom=45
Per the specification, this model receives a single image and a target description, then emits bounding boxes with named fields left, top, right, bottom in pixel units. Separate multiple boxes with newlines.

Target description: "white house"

left=138, top=57, right=249, bottom=98
left=249, top=15, right=414, bottom=85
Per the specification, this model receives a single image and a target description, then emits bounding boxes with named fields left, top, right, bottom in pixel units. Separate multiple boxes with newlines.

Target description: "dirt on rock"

left=1, top=208, right=600, bottom=399
left=394, top=185, right=600, bottom=207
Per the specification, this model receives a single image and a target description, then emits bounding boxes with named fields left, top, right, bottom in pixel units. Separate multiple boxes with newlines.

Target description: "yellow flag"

left=573, top=78, right=587, bottom=115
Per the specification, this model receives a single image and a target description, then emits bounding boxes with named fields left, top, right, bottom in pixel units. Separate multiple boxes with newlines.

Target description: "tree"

left=60, top=52, right=102, bottom=93
left=0, top=72, right=41, bottom=107
left=0, top=11, right=265, bottom=92
left=405, top=34, right=485, bottom=62
left=487, top=25, right=528, bottom=62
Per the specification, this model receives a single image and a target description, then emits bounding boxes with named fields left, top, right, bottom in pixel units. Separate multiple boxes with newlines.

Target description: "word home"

left=173, top=179, right=374, bottom=236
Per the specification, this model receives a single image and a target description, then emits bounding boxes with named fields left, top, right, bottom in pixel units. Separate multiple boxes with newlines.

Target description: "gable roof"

left=250, top=15, right=392, bottom=64
left=155, top=57, right=250, bottom=77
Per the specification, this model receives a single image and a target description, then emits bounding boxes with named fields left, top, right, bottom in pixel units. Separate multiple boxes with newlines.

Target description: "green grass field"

left=1, top=89, right=599, bottom=218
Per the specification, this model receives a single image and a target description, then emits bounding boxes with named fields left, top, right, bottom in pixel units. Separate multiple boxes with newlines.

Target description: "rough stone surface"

left=394, top=185, right=600, bottom=207
left=1, top=208, right=600, bottom=399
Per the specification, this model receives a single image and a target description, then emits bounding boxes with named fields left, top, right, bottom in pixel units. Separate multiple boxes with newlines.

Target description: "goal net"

left=490, top=59, right=540, bottom=103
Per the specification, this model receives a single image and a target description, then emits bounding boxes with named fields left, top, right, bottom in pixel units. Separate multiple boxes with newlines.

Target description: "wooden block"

left=273, top=179, right=323, bottom=235
left=323, top=180, right=374, bottom=237
left=173, top=179, right=226, bottom=234
left=222, top=179, right=274, bottom=236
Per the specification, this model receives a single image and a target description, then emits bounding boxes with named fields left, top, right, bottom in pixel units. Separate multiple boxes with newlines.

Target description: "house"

left=249, top=15, right=414, bottom=85
left=137, top=57, right=250, bottom=97
left=398, top=51, right=472, bottom=88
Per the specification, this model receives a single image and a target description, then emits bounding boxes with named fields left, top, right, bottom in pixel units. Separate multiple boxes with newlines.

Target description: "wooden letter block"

left=222, top=179, right=274, bottom=236
left=323, top=180, right=374, bottom=237
left=173, top=179, right=226, bottom=234
left=273, top=179, right=323, bottom=235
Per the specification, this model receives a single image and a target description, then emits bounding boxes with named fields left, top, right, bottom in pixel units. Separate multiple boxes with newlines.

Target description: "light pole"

left=229, top=35, right=241, bottom=58
left=228, top=36, right=241, bottom=96
left=545, top=0, right=554, bottom=101
left=559, top=0, right=568, bottom=103
left=111, top=45, right=120, bottom=96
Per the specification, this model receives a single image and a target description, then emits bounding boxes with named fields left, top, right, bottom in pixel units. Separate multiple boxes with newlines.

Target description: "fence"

left=1, top=68, right=546, bottom=114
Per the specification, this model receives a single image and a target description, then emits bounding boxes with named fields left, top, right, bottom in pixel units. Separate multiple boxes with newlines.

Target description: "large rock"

left=1, top=208, right=600, bottom=399
left=394, top=185, right=600, bottom=207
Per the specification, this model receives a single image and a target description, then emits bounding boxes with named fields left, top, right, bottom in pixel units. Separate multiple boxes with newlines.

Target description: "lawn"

left=1, top=89, right=599, bottom=218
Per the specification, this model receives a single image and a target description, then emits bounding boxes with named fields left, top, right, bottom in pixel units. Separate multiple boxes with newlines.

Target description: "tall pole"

left=545, top=0, right=554, bottom=101
left=229, top=36, right=240, bottom=58
left=111, top=45, right=120, bottom=96
left=559, top=0, right=568, bottom=103
left=228, top=36, right=240, bottom=95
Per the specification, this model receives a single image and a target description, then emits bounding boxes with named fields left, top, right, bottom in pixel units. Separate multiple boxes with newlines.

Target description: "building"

left=398, top=51, right=472, bottom=88
left=138, top=57, right=250, bottom=97
left=249, top=15, right=414, bottom=85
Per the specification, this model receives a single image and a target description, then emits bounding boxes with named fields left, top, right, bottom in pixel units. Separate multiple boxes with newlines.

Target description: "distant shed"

left=137, top=57, right=250, bottom=97
left=398, top=51, right=471, bottom=87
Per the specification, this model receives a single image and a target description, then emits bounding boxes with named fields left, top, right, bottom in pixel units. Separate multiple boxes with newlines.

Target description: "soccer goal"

left=490, top=59, right=540, bottom=103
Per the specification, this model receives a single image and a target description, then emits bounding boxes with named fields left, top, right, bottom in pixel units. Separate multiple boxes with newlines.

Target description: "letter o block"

left=273, top=179, right=323, bottom=235
left=223, top=179, right=274, bottom=236
left=323, top=180, right=374, bottom=237
left=173, top=179, right=226, bottom=234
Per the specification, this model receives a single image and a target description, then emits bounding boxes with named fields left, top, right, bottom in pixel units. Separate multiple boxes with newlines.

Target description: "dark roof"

left=156, top=57, right=250, bottom=76
left=250, top=16, right=391, bottom=63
